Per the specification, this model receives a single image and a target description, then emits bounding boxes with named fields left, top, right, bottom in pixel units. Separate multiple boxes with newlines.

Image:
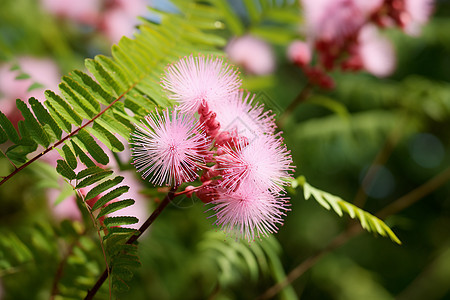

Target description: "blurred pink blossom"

left=359, top=25, right=396, bottom=77
left=287, top=40, right=312, bottom=67
left=302, top=0, right=381, bottom=44
left=404, top=0, right=434, bottom=35
left=0, top=57, right=60, bottom=126
left=225, top=35, right=276, bottom=75
left=100, top=0, right=149, bottom=44
left=40, top=0, right=101, bottom=25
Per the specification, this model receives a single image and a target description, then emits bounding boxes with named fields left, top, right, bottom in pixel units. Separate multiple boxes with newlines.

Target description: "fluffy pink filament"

left=161, top=55, right=242, bottom=113
left=209, top=184, right=290, bottom=242
left=216, top=133, right=294, bottom=194
left=131, top=107, right=210, bottom=187
left=212, top=90, right=277, bottom=139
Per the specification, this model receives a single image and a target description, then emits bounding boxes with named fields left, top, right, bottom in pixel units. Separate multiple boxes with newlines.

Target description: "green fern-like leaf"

left=292, top=176, right=402, bottom=244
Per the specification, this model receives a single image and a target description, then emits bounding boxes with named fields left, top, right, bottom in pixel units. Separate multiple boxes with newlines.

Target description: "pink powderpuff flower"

left=359, top=25, right=396, bottom=77
left=404, top=0, right=434, bottom=36
left=225, top=35, right=276, bottom=75
left=131, top=107, right=210, bottom=187
left=161, top=55, right=242, bottom=113
left=302, top=0, right=380, bottom=45
left=287, top=40, right=312, bottom=67
left=40, top=0, right=101, bottom=25
left=209, top=183, right=290, bottom=242
left=302, top=0, right=382, bottom=69
left=216, top=133, right=294, bottom=194
left=211, top=91, right=277, bottom=140
left=99, top=0, right=150, bottom=44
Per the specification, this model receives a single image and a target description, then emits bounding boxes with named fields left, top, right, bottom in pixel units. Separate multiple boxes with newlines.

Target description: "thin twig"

left=0, top=84, right=136, bottom=188
left=278, top=82, right=312, bottom=128
left=84, top=187, right=177, bottom=300
left=257, top=165, right=450, bottom=300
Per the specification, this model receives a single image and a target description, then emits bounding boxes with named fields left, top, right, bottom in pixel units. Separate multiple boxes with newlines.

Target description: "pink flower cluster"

left=288, top=0, right=434, bottom=88
left=131, top=55, right=295, bottom=242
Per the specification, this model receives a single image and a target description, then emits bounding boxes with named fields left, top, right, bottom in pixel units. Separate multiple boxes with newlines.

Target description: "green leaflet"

left=62, top=76, right=101, bottom=113
left=97, top=199, right=135, bottom=218
left=85, top=176, right=125, bottom=201
left=92, top=186, right=130, bottom=211
left=293, top=176, right=402, bottom=245
left=103, top=216, right=138, bottom=227
left=0, top=125, right=7, bottom=144
left=29, top=97, right=62, bottom=140
left=59, top=79, right=96, bottom=119
left=86, top=122, right=124, bottom=153
left=71, top=141, right=96, bottom=168
left=70, top=70, right=114, bottom=105
left=44, top=100, right=72, bottom=133
left=0, top=110, right=20, bottom=144
left=76, top=170, right=113, bottom=189
left=56, top=159, right=76, bottom=180
left=74, top=129, right=109, bottom=165
left=61, top=144, right=77, bottom=169
left=45, top=90, right=83, bottom=126
left=85, top=58, right=122, bottom=97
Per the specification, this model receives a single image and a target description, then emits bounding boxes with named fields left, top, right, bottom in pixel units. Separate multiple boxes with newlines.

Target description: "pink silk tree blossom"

left=216, top=133, right=294, bottom=194
left=161, top=55, right=241, bottom=113
left=211, top=91, right=277, bottom=140
left=131, top=107, right=210, bottom=187
left=225, top=35, right=276, bottom=75
left=209, top=184, right=290, bottom=242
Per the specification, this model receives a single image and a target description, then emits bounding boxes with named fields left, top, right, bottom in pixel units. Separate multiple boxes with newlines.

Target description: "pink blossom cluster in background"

left=287, top=0, right=434, bottom=88
left=131, top=55, right=295, bottom=242
left=225, top=35, right=276, bottom=76
left=40, top=0, right=151, bottom=44
left=0, top=57, right=60, bottom=128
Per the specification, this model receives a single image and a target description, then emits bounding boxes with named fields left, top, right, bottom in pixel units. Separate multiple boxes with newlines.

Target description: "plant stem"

left=84, top=187, right=177, bottom=300
left=0, top=84, right=136, bottom=188
left=257, top=165, right=450, bottom=299
left=278, top=82, right=312, bottom=128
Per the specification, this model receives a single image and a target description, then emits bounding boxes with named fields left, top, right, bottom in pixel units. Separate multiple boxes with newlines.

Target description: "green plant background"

left=1, top=0, right=450, bottom=299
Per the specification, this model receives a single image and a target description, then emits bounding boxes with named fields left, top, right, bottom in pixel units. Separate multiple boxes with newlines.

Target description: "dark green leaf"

left=0, top=124, right=7, bottom=144
left=76, top=170, right=113, bottom=189
left=62, top=144, right=77, bottom=169
left=103, top=216, right=138, bottom=227
left=92, top=186, right=130, bottom=211
left=85, top=176, right=125, bottom=201
left=97, top=199, right=134, bottom=218
left=76, top=166, right=104, bottom=180
left=56, top=159, right=76, bottom=180
left=0, top=110, right=20, bottom=143
left=71, top=140, right=96, bottom=167
left=29, top=97, right=62, bottom=139
left=16, top=99, right=50, bottom=147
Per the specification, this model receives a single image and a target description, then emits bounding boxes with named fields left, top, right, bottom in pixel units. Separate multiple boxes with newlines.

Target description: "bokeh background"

left=1, top=0, right=450, bottom=299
